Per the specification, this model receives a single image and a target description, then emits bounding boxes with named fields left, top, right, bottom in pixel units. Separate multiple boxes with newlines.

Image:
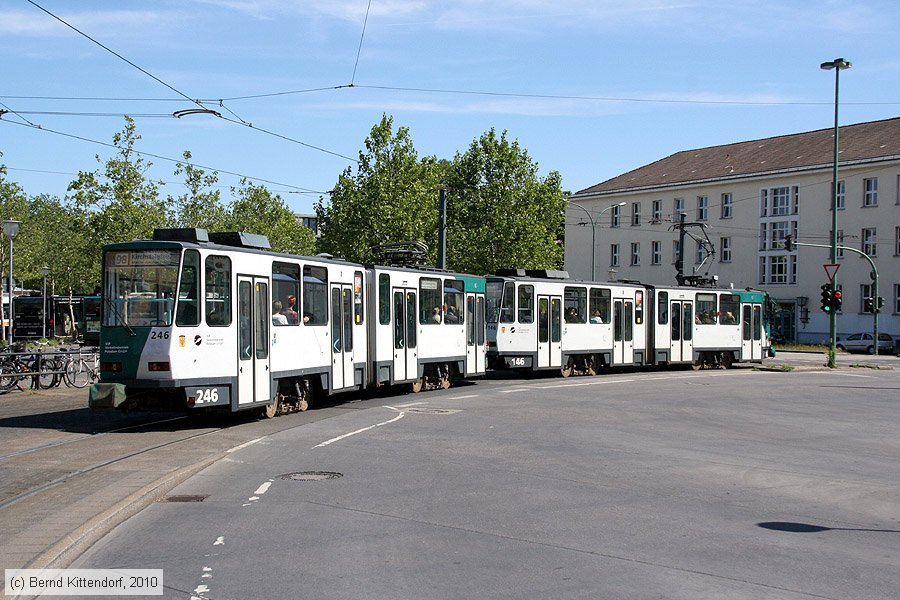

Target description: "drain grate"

left=404, top=407, right=459, bottom=415
left=162, top=495, right=208, bottom=502
left=280, top=471, right=343, bottom=481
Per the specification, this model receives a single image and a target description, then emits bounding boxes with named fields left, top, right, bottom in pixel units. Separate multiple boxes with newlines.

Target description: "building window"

left=696, top=240, right=705, bottom=265
left=630, top=243, right=640, bottom=266
left=790, top=255, right=797, bottom=284
left=769, top=256, right=788, bottom=284
left=652, top=200, right=662, bottom=223
left=772, top=187, right=790, bottom=216
left=862, top=228, right=877, bottom=256
left=631, top=202, right=641, bottom=226
left=611, top=205, right=621, bottom=228
left=610, top=244, right=620, bottom=267
left=770, top=221, right=789, bottom=250
left=895, top=284, right=900, bottom=314
left=836, top=230, right=844, bottom=259
left=759, top=223, right=767, bottom=251
left=651, top=241, right=661, bottom=265
left=673, top=197, right=684, bottom=220
left=697, top=196, right=708, bottom=221
left=721, top=193, right=733, bottom=219
left=896, top=226, right=900, bottom=256
left=758, top=256, right=766, bottom=285
left=672, top=240, right=680, bottom=265
left=836, top=180, right=845, bottom=210
left=720, top=237, right=732, bottom=262
left=863, top=178, right=878, bottom=207
left=896, top=175, right=900, bottom=205
left=860, top=284, right=873, bottom=313
left=759, top=189, right=768, bottom=217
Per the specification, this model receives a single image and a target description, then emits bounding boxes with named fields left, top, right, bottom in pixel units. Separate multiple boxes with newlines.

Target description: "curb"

left=27, top=452, right=224, bottom=571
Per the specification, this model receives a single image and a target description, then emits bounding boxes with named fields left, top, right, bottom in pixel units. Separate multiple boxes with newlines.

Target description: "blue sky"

left=2, top=0, right=899, bottom=214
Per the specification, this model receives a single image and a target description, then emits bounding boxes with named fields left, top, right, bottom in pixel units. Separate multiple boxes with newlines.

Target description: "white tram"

left=486, top=270, right=770, bottom=375
left=90, top=229, right=486, bottom=415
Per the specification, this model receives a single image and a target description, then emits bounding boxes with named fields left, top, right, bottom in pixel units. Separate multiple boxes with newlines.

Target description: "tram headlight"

left=101, top=362, right=122, bottom=372
left=148, top=361, right=171, bottom=372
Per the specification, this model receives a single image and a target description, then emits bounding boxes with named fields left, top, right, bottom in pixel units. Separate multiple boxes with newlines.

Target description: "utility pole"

left=437, top=187, right=448, bottom=270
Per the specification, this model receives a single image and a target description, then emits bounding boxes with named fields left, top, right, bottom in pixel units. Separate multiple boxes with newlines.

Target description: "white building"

left=566, top=117, right=900, bottom=345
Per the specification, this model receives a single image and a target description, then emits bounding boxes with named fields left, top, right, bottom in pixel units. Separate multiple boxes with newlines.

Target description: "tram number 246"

left=187, top=386, right=230, bottom=407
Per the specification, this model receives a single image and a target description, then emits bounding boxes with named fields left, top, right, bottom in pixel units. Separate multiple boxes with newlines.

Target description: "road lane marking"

left=225, top=437, right=265, bottom=453
left=447, top=394, right=479, bottom=400
left=314, top=410, right=405, bottom=448
left=254, top=481, right=273, bottom=495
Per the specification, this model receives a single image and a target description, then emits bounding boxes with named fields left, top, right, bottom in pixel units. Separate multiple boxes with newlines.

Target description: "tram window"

left=406, top=292, right=417, bottom=348
left=238, top=281, right=252, bottom=360
left=379, top=274, right=391, bottom=325
left=517, top=285, right=534, bottom=323
left=590, top=288, right=610, bottom=324
left=683, top=304, right=693, bottom=341
left=624, top=301, right=633, bottom=341
left=696, top=293, right=718, bottom=324
left=657, top=292, right=668, bottom=325
left=499, top=282, right=515, bottom=323
left=205, top=255, right=231, bottom=327
left=485, top=280, right=503, bottom=324
left=175, top=250, right=200, bottom=326
left=719, top=294, right=740, bottom=325
left=753, top=305, right=762, bottom=341
left=538, top=297, right=549, bottom=343
left=564, top=287, right=587, bottom=323
left=476, top=296, right=485, bottom=345
left=331, top=288, right=342, bottom=353
left=466, top=296, right=475, bottom=346
left=671, top=302, right=681, bottom=340
left=444, top=280, right=464, bottom=324
left=420, top=277, right=442, bottom=324
left=742, top=306, right=752, bottom=340
left=353, top=271, right=364, bottom=325
left=343, top=288, right=354, bottom=350
left=273, top=262, right=300, bottom=326
left=303, top=266, right=328, bottom=325
left=254, top=281, right=269, bottom=359
left=550, top=298, right=562, bottom=342
left=393, top=291, right=405, bottom=349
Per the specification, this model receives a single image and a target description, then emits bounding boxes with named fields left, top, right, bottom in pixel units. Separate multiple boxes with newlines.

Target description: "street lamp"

left=41, top=266, right=50, bottom=339
left=821, top=57, right=851, bottom=368
left=567, top=200, right=626, bottom=280
left=2, top=220, right=21, bottom=345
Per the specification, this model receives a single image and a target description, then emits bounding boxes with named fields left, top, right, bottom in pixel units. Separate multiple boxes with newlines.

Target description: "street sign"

left=823, top=263, right=840, bottom=282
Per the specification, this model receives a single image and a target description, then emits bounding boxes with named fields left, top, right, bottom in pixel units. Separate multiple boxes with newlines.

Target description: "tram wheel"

left=561, top=360, right=574, bottom=378
left=261, top=397, right=280, bottom=419
left=411, top=377, right=425, bottom=393
left=720, top=352, right=733, bottom=369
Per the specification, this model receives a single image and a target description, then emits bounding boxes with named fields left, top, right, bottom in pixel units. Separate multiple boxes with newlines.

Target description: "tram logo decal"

left=194, top=335, right=202, bottom=346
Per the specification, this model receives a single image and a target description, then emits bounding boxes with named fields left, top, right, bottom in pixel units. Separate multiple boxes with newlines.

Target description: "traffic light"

left=783, top=234, right=794, bottom=252
left=820, top=284, right=833, bottom=312
left=876, top=297, right=885, bottom=311
left=832, top=289, right=842, bottom=312
left=863, top=297, right=875, bottom=313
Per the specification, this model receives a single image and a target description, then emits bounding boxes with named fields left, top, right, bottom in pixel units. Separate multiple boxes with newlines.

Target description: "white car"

left=835, top=332, right=894, bottom=354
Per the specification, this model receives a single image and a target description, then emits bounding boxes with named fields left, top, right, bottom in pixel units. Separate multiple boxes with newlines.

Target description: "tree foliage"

left=225, top=179, right=316, bottom=255
left=445, top=129, right=565, bottom=274
left=315, top=115, right=444, bottom=263
left=169, top=150, right=225, bottom=231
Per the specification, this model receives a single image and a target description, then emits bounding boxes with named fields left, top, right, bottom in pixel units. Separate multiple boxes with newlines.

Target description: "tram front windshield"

left=103, top=249, right=180, bottom=327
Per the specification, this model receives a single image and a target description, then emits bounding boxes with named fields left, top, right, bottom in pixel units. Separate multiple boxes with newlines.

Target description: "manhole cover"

left=280, top=471, right=343, bottom=481
left=404, top=407, right=459, bottom=415
left=162, top=495, right=208, bottom=502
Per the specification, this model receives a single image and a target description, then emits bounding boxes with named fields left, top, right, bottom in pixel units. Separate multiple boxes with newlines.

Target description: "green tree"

left=225, top=179, right=316, bottom=255
left=67, top=116, right=170, bottom=245
left=446, top=129, right=565, bottom=274
left=170, top=150, right=226, bottom=230
left=315, top=115, right=444, bottom=264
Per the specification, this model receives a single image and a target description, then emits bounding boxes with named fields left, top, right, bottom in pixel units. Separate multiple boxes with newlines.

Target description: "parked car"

left=835, top=332, right=894, bottom=354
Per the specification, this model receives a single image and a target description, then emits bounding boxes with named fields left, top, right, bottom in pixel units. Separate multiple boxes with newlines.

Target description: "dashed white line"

left=314, top=410, right=405, bottom=448
left=254, top=481, right=273, bottom=495
left=225, top=437, right=265, bottom=454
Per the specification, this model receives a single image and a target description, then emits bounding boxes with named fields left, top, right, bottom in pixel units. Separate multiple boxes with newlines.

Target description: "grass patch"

left=754, top=364, right=795, bottom=372
left=774, top=343, right=840, bottom=354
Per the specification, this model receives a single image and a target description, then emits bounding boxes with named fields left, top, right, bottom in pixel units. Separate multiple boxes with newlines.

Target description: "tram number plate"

left=505, top=356, right=532, bottom=368
left=187, top=386, right=230, bottom=407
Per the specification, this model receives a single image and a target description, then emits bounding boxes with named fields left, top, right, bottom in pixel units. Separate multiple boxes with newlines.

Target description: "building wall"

left=566, top=160, right=900, bottom=344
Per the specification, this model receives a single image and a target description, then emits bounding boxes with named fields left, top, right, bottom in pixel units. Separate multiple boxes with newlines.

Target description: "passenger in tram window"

left=272, top=301, right=288, bottom=325
left=722, top=311, right=737, bottom=325
left=445, top=305, right=460, bottom=324
left=281, top=295, right=299, bottom=324
left=590, top=310, right=604, bottom=324
left=565, top=307, right=579, bottom=322
left=431, top=306, right=442, bottom=323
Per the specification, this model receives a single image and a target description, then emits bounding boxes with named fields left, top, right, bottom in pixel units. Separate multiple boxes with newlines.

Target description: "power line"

left=351, top=0, right=374, bottom=86
left=0, top=118, right=328, bottom=194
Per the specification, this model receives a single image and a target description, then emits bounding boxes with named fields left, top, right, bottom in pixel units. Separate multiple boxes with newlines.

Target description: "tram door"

left=741, top=304, right=762, bottom=361
left=465, top=293, right=486, bottom=375
left=237, top=276, right=270, bottom=406
left=613, top=299, right=635, bottom=365
left=669, top=301, right=694, bottom=363
left=330, top=284, right=355, bottom=391
left=537, top=295, right=562, bottom=368
left=392, top=288, right=418, bottom=382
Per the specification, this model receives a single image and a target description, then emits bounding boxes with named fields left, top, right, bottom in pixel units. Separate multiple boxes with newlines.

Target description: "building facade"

left=566, top=118, right=900, bottom=345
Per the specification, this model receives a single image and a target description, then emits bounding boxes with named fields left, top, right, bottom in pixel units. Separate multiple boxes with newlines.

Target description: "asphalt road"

left=69, top=364, right=900, bottom=600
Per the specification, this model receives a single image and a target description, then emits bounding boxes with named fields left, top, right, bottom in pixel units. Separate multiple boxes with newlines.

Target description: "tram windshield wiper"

left=104, top=297, right=136, bottom=336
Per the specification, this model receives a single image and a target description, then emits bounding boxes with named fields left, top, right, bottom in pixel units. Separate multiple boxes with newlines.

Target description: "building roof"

left=575, top=116, right=900, bottom=196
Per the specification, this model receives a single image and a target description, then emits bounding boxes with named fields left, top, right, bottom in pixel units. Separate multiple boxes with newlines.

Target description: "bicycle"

left=64, top=349, right=99, bottom=388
